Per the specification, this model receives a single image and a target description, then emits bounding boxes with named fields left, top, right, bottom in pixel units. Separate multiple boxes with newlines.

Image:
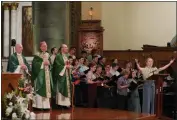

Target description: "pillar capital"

left=10, top=2, right=19, bottom=10
left=2, top=3, right=10, bottom=10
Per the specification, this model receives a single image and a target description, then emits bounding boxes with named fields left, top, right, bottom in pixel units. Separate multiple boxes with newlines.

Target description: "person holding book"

left=117, top=69, right=130, bottom=110
left=128, top=70, right=141, bottom=113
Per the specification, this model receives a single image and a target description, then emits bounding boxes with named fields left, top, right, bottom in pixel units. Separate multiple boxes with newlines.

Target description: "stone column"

left=10, top=2, right=19, bottom=54
left=2, top=3, right=10, bottom=57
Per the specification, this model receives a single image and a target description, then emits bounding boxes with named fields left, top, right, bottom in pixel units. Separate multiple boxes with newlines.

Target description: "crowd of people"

left=7, top=42, right=175, bottom=114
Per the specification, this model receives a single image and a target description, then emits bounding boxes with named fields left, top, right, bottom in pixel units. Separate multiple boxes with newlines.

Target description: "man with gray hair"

left=7, top=44, right=30, bottom=77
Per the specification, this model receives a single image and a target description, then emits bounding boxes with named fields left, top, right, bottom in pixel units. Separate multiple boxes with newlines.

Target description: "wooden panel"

left=103, top=49, right=174, bottom=68
left=70, top=2, right=81, bottom=48
left=22, top=6, right=33, bottom=56
left=2, top=73, right=22, bottom=96
left=78, top=20, right=104, bottom=56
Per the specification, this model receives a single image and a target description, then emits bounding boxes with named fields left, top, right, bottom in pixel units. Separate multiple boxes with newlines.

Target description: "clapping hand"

left=44, top=60, right=50, bottom=66
left=21, top=64, right=27, bottom=70
left=66, top=65, right=71, bottom=69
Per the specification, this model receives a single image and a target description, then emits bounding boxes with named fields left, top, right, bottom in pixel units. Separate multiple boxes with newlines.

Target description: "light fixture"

left=89, top=7, right=93, bottom=20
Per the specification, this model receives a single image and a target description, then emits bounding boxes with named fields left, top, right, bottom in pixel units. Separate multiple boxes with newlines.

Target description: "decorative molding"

left=22, top=6, right=33, bottom=56
left=69, top=2, right=81, bottom=48
left=2, top=3, right=10, bottom=10
left=10, top=2, right=19, bottom=10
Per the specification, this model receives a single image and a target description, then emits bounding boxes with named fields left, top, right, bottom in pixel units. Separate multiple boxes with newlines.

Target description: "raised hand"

left=170, top=58, right=175, bottom=64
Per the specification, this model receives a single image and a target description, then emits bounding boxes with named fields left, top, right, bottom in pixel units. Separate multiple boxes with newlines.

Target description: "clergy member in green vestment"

left=7, top=44, right=30, bottom=77
left=53, top=44, right=72, bottom=108
left=31, top=41, right=53, bottom=110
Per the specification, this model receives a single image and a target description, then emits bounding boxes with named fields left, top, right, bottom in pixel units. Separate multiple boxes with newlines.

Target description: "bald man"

left=7, top=44, right=30, bottom=76
left=53, top=44, right=72, bottom=108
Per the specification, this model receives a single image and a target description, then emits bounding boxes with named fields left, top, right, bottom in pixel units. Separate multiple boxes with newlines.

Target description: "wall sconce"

left=89, top=7, right=93, bottom=20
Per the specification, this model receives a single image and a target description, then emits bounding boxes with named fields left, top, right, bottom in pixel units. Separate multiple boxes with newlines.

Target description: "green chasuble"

left=52, top=53, right=72, bottom=97
left=31, top=52, right=53, bottom=98
left=7, top=52, right=30, bottom=72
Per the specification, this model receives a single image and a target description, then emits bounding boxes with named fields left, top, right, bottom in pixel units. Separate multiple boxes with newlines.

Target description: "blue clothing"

left=142, top=80, right=155, bottom=114
left=117, top=76, right=128, bottom=96
left=128, top=88, right=141, bottom=113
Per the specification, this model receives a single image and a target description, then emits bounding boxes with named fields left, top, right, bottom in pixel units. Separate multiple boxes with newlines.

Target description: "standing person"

left=92, top=55, right=99, bottom=65
left=128, top=70, right=141, bottom=113
left=7, top=44, right=30, bottom=77
left=135, top=57, right=175, bottom=114
left=31, top=41, right=53, bottom=110
left=69, top=47, right=76, bottom=60
left=98, top=56, right=106, bottom=71
left=87, top=49, right=99, bottom=62
left=53, top=44, right=72, bottom=108
left=86, top=63, right=99, bottom=84
left=80, top=51, right=87, bottom=59
left=117, top=69, right=130, bottom=110
left=50, top=47, right=58, bottom=65
left=110, top=63, right=120, bottom=77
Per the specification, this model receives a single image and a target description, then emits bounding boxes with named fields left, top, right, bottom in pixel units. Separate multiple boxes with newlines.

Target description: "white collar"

left=16, top=53, right=22, bottom=56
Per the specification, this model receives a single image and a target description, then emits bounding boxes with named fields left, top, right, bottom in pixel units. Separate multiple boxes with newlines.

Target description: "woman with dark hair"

left=111, top=58, right=118, bottom=64
left=69, top=47, right=76, bottom=60
left=98, top=56, right=106, bottom=70
left=128, top=70, right=141, bottom=113
left=50, top=47, right=58, bottom=64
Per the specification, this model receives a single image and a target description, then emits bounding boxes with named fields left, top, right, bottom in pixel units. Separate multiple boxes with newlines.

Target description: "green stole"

left=7, top=52, right=30, bottom=72
left=52, top=53, right=71, bottom=97
left=31, top=52, right=53, bottom=97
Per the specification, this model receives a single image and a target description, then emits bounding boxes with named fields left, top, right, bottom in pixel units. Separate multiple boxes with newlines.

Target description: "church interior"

left=1, top=1, right=177, bottom=120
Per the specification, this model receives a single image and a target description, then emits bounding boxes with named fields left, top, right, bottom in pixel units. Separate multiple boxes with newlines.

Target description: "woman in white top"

left=86, top=63, right=98, bottom=84
left=135, top=57, right=175, bottom=114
